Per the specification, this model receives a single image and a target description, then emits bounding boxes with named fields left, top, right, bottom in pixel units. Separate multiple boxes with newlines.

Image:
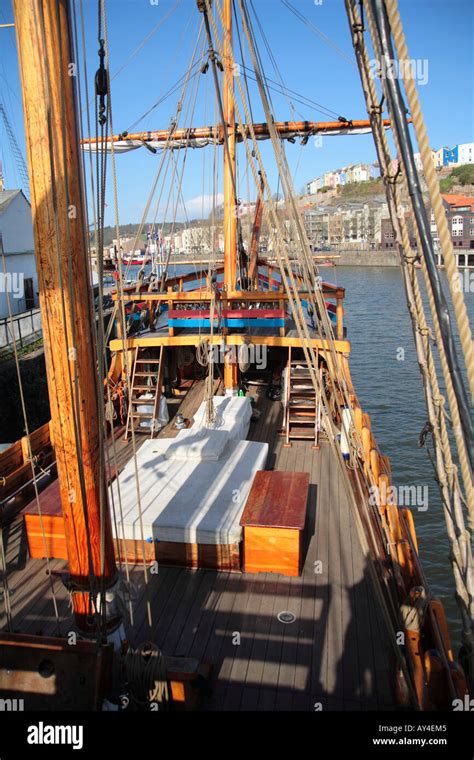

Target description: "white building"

left=306, top=163, right=378, bottom=194
left=457, top=142, right=474, bottom=165
left=179, top=225, right=222, bottom=256
left=414, top=148, right=443, bottom=170
left=346, top=164, right=372, bottom=183
left=0, top=190, right=39, bottom=319
left=414, top=143, right=474, bottom=171
left=432, top=148, right=444, bottom=169
left=306, top=177, right=323, bottom=195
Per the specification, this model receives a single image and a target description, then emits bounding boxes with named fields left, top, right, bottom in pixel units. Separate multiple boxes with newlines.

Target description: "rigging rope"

left=384, top=0, right=474, bottom=406
left=75, top=0, right=135, bottom=624
left=204, top=0, right=420, bottom=706
left=101, top=0, right=154, bottom=629
left=0, top=527, right=13, bottom=632
left=238, top=65, right=342, bottom=121
left=125, top=642, right=169, bottom=710
left=111, top=0, right=182, bottom=84
left=103, top=18, right=206, bottom=343
left=345, top=0, right=473, bottom=691
left=281, top=0, right=357, bottom=68
left=367, top=0, right=473, bottom=470
left=126, top=61, right=205, bottom=134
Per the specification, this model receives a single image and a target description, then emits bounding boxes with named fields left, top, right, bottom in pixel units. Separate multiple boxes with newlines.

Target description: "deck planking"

left=1, top=388, right=397, bottom=710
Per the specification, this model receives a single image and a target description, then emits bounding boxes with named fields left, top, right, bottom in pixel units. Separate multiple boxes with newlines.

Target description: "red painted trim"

left=167, top=309, right=285, bottom=320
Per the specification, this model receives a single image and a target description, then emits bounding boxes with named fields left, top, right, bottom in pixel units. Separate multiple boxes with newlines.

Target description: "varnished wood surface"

left=13, top=0, right=117, bottom=610
left=240, top=470, right=309, bottom=530
left=115, top=538, right=241, bottom=572
left=0, top=390, right=396, bottom=710
left=243, top=526, right=302, bottom=577
left=21, top=480, right=62, bottom=518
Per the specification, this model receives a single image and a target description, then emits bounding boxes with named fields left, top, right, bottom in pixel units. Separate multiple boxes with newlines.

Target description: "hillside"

left=99, top=221, right=188, bottom=247
left=300, top=177, right=385, bottom=208
left=95, top=167, right=474, bottom=243
left=337, top=177, right=384, bottom=199
left=440, top=164, right=474, bottom=193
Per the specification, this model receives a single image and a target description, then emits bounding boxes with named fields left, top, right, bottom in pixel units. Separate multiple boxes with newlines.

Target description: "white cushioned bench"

left=192, top=395, right=253, bottom=441
left=110, top=437, right=268, bottom=546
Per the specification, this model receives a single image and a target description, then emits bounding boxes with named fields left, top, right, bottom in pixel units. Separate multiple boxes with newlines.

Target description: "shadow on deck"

left=0, top=392, right=396, bottom=711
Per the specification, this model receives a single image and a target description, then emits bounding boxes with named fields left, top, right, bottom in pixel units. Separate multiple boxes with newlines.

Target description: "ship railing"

left=111, top=279, right=346, bottom=342
left=0, top=421, right=55, bottom=512
left=347, top=394, right=462, bottom=708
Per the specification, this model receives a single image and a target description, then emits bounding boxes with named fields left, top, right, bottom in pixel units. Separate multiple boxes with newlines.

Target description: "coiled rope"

left=125, top=642, right=169, bottom=710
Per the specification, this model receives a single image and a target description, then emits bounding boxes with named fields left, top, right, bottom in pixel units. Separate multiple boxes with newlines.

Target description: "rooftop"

left=0, top=189, right=27, bottom=214
left=441, top=193, right=474, bottom=211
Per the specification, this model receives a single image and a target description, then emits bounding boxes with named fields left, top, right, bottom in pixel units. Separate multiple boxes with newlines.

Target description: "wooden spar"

left=248, top=172, right=265, bottom=287
left=80, top=118, right=393, bottom=146
left=13, top=0, right=116, bottom=631
left=222, top=0, right=238, bottom=390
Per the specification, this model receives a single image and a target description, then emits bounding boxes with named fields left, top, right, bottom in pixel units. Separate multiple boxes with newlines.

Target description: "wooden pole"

left=222, top=0, right=238, bottom=390
left=81, top=119, right=394, bottom=146
left=13, top=0, right=116, bottom=631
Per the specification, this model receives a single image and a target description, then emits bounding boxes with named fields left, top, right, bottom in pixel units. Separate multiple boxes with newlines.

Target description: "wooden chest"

left=22, top=465, right=118, bottom=562
left=240, top=470, right=309, bottom=577
left=22, top=480, right=68, bottom=560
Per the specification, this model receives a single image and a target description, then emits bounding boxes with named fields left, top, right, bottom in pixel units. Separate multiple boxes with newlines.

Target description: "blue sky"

left=0, top=0, right=473, bottom=225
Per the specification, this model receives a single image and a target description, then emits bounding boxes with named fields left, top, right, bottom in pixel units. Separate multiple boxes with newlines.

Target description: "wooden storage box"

left=240, top=470, right=309, bottom=577
left=22, top=465, right=118, bottom=562
left=22, top=480, right=67, bottom=560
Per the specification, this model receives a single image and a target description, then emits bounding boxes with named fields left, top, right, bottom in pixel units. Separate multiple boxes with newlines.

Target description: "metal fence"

left=0, top=308, right=42, bottom=349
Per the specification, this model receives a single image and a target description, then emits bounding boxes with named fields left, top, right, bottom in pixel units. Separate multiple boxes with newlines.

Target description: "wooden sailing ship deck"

left=0, top=0, right=469, bottom=718
left=0, top=384, right=396, bottom=710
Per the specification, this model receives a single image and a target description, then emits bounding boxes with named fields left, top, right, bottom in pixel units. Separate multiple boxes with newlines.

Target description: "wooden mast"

left=223, top=0, right=237, bottom=292
left=13, top=0, right=116, bottom=631
left=222, top=0, right=238, bottom=390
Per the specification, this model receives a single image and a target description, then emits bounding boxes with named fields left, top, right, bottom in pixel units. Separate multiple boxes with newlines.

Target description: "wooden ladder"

left=283, top=347, right=321, bottom=449
left=125, top=346, right=165, bottom=440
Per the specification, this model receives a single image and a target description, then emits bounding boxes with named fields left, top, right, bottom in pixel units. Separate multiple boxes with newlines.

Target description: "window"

left=452, top=215, right=464, bottom=237
left=24, top=278, right=35, bottom=310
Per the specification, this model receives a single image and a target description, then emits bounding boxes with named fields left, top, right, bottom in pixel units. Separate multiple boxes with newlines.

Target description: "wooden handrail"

left=112, top=288, right=345, bottom=302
